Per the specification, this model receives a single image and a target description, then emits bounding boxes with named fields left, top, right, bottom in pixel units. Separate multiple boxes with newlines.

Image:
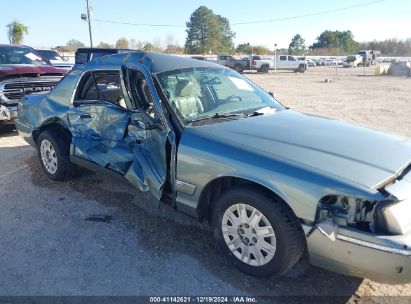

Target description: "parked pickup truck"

left=343, top=55, right=363, bottom=68
left=0, top=44, right=67, bottom=125
left=254, top=55, right=307, bottom=73
left=208, top=55, right=262, bottom=73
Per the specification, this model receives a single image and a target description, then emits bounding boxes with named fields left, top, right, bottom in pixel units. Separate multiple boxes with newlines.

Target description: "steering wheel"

left=224, top=95, right=243, bottom=103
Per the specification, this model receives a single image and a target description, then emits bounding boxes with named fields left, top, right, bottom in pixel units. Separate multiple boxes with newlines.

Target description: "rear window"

left=90, top=52, right=115, bottom=61
left=75, top=52, right=89, bottom=64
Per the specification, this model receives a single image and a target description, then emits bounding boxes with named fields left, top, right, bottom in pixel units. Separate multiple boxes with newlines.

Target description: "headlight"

left=316, top=195, right=410, bottom=235
left=375, top=199, right=411, bottom=235
left=0, top=91, right=6, bottom=103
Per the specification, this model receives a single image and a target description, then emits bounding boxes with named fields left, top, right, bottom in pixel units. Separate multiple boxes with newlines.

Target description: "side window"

left=127, top=70, right=158, bottom=119
left=76, top=71, right=127, bottom=109
left=288, top=56, right=296, bottom=61
left=280, top=55, right=287, bottom=61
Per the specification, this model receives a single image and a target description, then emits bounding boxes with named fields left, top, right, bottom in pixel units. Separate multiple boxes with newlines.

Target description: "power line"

left=231, top=0, right=385, bottom=25
left=93, top=0, right=384, bottom=28
left=93, top=19, right=184, bottom=28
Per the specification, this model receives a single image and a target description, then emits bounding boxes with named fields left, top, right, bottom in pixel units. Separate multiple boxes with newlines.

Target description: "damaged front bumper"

left=0, top=104, right=17, bottom=123
left=303, top=223, right=411, bottom=284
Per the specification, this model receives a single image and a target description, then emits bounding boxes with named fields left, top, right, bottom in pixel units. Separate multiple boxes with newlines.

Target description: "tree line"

left=287, top=32, right=411, bottom=56
left=5, top=8, right=411, bottom=57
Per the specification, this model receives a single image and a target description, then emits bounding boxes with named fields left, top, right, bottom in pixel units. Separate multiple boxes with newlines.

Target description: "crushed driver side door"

left=120, top=61, right=173, bottom=201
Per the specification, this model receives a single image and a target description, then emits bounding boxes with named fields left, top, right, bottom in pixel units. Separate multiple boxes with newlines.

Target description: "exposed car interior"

left=76, top=71, right=127, bottom=108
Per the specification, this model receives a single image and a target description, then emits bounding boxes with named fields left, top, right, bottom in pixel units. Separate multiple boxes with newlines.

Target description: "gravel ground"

left=0, top=66, right=410, bottom=302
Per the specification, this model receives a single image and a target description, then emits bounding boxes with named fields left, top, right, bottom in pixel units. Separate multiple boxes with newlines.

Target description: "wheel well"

left=197, top=176, right=292, bottom=224
left=33, top=122, right=72, bottom=145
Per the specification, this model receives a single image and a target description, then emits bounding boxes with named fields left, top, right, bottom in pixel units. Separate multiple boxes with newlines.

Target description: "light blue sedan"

left=16, top=52, right=411, bottom=283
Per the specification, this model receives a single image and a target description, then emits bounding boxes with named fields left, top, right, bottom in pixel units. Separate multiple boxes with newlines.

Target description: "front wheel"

left=212, top=187, right=304, bottom=277
left=37, top=129, right=74, bottom=181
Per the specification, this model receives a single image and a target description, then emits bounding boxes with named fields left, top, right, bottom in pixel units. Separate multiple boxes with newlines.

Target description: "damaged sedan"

left=16, top=52, right=411, bottom=283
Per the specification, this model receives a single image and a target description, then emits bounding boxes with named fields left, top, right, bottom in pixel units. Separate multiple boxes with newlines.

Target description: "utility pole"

left=82, top=0, right=93, bottom=47
left=86, top=0, right=93, bottom=47
left=274, top=42, right=277, bottom=73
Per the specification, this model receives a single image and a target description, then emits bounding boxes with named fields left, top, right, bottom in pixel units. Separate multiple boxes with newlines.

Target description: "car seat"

left=173, top=79, right=204, bottom=118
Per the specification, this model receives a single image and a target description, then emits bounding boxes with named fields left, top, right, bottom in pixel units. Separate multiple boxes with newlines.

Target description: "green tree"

left=236, top=43, right=252, bottom=54
left=185, top=6, right=235, bottom=54
left=116, top=37, right=129, bottom=49
left=252, top=46, right=269, bottom=55
left=288, top=34, right=306, bottom=55
left=311, top=30, right=358, bottom=53
left=143, top=42, right=155, bottom=52
left=66, top=39, right=85, bottom=51
left=6, top=21, right=28, bottom=44
left=215, top=15, right=235, bottom=52
left=97, top=41, right=111, bottom=48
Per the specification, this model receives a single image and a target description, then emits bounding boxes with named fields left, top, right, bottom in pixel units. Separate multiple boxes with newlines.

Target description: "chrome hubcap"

left=40, top=139, right=58, bottom=174
left=222, top=203, right=276, bottom=266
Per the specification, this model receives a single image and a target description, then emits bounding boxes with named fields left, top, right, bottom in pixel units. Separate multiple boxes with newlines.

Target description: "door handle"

left=79, top=114, right=93, bottom=119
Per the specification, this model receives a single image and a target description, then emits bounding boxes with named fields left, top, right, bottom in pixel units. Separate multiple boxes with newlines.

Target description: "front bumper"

left=0, top=104, right=17, bottom=123
left=303, top=224, right=411, bottom=284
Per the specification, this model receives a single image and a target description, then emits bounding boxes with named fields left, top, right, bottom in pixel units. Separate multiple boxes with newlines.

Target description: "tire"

left=234, top=64, right=244, bottom=73
left=212, top=186, right=304, bottom=277
left=298, top=65, right=305, bottom=73
left=37, top=128, right=74, bottom=181
left=261, top=64, right=269, bottom=74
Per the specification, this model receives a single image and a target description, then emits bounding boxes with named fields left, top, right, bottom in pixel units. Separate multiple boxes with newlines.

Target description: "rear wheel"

left=234, top=64, right=244, bottom=73
left=37, top=129, right=74, bottom=181
left=298, top=65, right=305, bottom=73
left=212, top=187, right=304, bottom=277
left=260, top=64, right=269, bottom=74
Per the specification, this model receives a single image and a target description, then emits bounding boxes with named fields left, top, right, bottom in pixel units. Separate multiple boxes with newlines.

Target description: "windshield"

left=37, top=50, right=65, bottom=61
left=156, top=67, right=284, bottom=124
left=0, top=47, right=49, bottom=65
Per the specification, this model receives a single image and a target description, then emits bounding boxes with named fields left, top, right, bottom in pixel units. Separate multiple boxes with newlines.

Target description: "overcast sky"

left=1, top=0, right=410, bottom=49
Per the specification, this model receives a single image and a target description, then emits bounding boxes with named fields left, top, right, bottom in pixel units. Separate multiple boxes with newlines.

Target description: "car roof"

left=76, top=48, right=130, bottom=53
left=0, top=44, right=32, bottom=49
left=36, top=49, right=58, bottom=52
left=81, top=51, right=225, bottom=74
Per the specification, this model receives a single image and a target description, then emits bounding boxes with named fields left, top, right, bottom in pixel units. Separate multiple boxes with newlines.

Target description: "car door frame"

left=67, top=69, right=132, bottom=166
left=121, top=60, right=177, bottom=201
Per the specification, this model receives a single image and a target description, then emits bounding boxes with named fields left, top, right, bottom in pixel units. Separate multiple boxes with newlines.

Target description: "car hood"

left=193, top=110, right=411, bottom=189
left=0, top=64, right=67, bottom=80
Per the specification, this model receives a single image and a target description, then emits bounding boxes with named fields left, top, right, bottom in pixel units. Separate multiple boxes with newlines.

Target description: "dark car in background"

left=36, top=49, right=73, bottom=70
left=0, top=44, right=67, bottom=125
left=74, top=48, right=130, bottom=66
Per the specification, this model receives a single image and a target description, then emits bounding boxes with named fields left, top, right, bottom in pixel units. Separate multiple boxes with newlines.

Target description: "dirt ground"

left=248, top=66, right=411, bottom=139
left=0, top=66, right=410, bottom=302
